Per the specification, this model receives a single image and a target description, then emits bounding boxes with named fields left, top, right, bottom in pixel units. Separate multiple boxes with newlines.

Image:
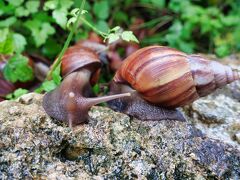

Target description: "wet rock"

left=0, top=93, right=239, bottom=179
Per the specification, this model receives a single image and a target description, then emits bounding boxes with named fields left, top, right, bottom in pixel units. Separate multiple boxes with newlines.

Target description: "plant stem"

left=79, top=17, right=108, bottom=37
left=46, top=0, right=86, bottom=80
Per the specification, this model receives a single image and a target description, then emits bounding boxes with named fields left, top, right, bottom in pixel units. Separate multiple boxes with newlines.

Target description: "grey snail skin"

left=108, top=46, right=240, bottom=122
left=42, top=44, right=130, bottom=128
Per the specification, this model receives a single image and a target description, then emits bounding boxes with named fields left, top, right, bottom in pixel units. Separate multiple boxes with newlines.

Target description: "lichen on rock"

left=0, top=92, right=239, bottom=179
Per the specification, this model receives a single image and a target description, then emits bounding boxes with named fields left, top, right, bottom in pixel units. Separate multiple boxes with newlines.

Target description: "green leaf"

left=42, top=80, right=58, bottom=92
left=121, top=31, right=139, bottom=43
left=215, top=45, right=230, bottom=57
left=26, top=1, right=40, bottom=14
left=93, top=84, right=100, bottom=94
left=107, top=33, right=120, bottom=44
left=13, top=33, right=26, bottom=53
left=3, top=54, right=34, bottom=83
left=150, top=0, right=165, bottom=8
left=0, top=2, right=15, bottom=16
left=113, top=11, right=128, bottom=23
left=0, top=17, right=17, bottom=28
left=96, top=20, right=109, bottom=33
left=6, top=88, right=29, bottom=100
left=25, top=20, right=55, bottom=47
left=110, top=26, right=121, bottom=32
left=6, top=0, right=24, bottom=7
left=0, top=28, right=9, bottom=42
left=53, top=9, right=68, bottom=29
left=0, top=29, right=14, bottom=55
left=59, top=0, right=74, bottom=11
left=52, top=64, right=62, bottom=85
left=43, top=0, right=58, bottom=10
left=93, top=1, right=109, bottom=20
left=66, top=17, right=77, bottom=29
left=15, top=6, right=30, bottom=17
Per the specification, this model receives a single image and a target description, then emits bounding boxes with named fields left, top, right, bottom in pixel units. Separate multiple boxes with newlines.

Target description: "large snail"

left=108, top=46, right=240, bottom=121
left=42, top=44, right=130, bottom=127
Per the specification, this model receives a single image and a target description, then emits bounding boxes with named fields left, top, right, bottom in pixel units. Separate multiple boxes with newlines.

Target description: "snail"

left=108, top=46, right=240, bottom=121
left=42, top=44, right=130, bottom=127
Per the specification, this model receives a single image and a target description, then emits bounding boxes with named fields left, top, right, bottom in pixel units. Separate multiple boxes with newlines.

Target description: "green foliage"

left=3, top=54, right=33, bottom=83
left=153, top=0, right=240, bottom=57
left=44, top=0, right=74, bottom=29
left=35, top=64, right=62, bottom=93
left=0, top=28, right=14, bottom=54
left=13, top=33, right=27, bottom=53
left=104, top=26, right=139, bottom=44
left=67, top=9, right=138, bottom=45
left=6, top=88, right=29, bottom=100
left=0, top=28, right=26, bottom=54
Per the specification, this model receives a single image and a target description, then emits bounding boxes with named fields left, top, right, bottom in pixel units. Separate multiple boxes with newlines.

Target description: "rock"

left=0, top=93, right=239, bottom=179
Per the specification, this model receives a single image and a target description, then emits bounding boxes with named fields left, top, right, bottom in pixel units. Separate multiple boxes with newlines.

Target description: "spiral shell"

left=114, top=46, right=240, bottom=108
left=61, top=45, right=101, bottom=85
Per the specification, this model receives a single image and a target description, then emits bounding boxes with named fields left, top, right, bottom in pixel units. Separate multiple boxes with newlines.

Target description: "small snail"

left=108, top=46, right=240, bottom=121
left=42, top=44, right=130, bottom=127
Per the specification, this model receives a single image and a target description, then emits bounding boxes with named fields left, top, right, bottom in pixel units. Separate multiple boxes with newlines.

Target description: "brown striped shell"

left=61, top=45, right=101, bottom=85
left=114, top=46, right=240, bottom=108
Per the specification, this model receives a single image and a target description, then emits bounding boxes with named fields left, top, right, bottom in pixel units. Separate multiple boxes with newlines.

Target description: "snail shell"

left=114, top=46, right=240, bottom=108
left=61, top=45, right=101, bottom=85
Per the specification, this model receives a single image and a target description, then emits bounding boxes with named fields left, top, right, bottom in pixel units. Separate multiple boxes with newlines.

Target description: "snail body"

left=42, top=44, right=130, bottom=127
left=109, top=46, right=240, bottom=121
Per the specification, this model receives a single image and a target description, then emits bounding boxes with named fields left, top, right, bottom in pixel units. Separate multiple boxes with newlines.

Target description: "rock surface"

left=0, top=93, right=240, bottom=179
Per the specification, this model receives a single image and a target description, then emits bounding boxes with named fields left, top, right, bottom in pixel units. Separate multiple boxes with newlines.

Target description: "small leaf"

left=66, top=17, right=77, bottom=29
left=13, top=33, right=26, bottom=53
left=26, top=1, right=40, bottom=14
left=52, top=64, right=62, bottom=85
left=6, top=88, right=28, bottom=100
left=81, top=10, right=88, bottom=15
left=59, top=0, right=74, bottom=11
left=53, top=9, right=68, bottom=29
left=6, top=0, right=24, bottom=7
left=70, top=8, right=80, bottom=16
left=71, top=8, right=88, bottom=16
left=121, top=31, right=139, bottom=43
left=3, top=54, right=34, bottom=83
left=0, top=30, right=14, bottom=55
left=215, top=45, right=230, bottom=57
left=25, top=20, right=55, bottom=47
left=0, top=17, right=17, bottom=28
left=107, top=33, right=120, bottom=44
left=0, top=28, right=9, bottom=42
left=96, top=20, right=109, bottom=33
left=150, top=0, right=165, bottom=8
left=93, top=84, right=100, bottom=94
left=93, top=1, right=109, bottom=20
left=15, top=6, right=30, bottom=17
left=43, top=0, right=58, bottom=10
left=42, top=80, right=58, bottom=92
left=110, top=26, right=121, bottom=32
